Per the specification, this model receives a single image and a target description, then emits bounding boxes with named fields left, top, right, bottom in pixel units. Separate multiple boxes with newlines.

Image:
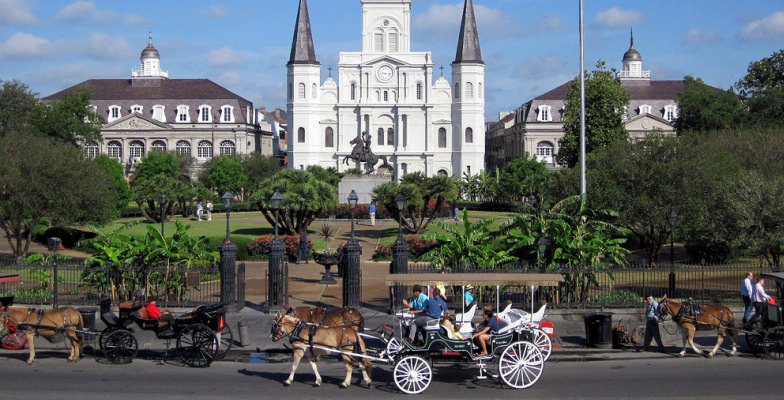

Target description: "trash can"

left=584, top=312, right=613, bottom=349
left=77, top=307, right=98, bottom=331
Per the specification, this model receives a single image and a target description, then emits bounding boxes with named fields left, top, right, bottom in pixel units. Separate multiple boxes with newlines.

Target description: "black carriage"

left=99, top=297, right=232, bottom=367
left=745, top=272, right=784, bottom=359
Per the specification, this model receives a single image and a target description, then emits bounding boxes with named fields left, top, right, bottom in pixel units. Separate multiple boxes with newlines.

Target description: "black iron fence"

left=400, top=262, right=776, bottom=309
left=0, top=258, right=221, bottom=307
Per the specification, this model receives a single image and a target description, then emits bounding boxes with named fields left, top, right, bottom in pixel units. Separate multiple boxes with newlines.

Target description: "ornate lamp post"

left=158, top=191, right=167, bottom=238
left=668, top=210, right=678, bottom=296
left=220, top=191, right=237, bottom=312
left=268, top=191, right=287, bottom=311
left=390, top=193, right=408, bottom=313
left=343, top=190, right=362, bottom=308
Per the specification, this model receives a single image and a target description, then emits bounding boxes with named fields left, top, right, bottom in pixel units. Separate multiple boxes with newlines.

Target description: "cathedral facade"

left=286, top=0, right=486, bottom=178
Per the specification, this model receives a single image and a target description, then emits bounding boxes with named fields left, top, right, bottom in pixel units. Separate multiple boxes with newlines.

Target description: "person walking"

left=369, top=202, right=376, bottom=226
left=297, top=231, right=309, bottom=264
left=206, top=201, right=213, bottom=221
left=196, top=202, right=203, bottom=221
left=643, top=295, right=664, bottom=352
left=741, top=272, right=754, bottom=323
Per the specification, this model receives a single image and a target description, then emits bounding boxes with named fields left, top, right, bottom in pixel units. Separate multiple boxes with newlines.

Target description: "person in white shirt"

left=741, top=272, right=754, bottom=323
left=751, top=277, right=770, bottom=324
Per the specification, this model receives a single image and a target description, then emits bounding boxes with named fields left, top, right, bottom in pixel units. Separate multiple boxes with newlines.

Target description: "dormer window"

left=220, top=105, right=234, bottom=123
left=108, top=105, right=121, bottom=122
left=198, top=105, right=212, bottom=123
left=537, top=105, right=552, bottom=122
left=176, top=105, right=190, bottom=123
left=639, top=104, right=652, bottom=115
left=152, top=105, right=166, bottom=122
left=664, top=105, right=678, bottom=122
left=130, top=104, right=143, bottom=114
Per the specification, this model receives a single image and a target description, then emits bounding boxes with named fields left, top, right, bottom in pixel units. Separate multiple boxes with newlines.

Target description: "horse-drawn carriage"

left=744, top=272, right=784, bottom=359
left=270, top=272, right=562, bottom=394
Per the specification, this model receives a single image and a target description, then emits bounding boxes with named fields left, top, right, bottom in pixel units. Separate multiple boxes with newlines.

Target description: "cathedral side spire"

left=288, top=0, right=319, bottom=65
left=454, top=0, right=483, bottom=64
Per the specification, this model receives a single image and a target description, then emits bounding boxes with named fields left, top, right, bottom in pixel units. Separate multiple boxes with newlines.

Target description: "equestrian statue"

left=342, top=132, right=392, bottom=174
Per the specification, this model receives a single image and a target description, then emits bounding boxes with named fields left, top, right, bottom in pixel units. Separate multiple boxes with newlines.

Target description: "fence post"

left=220, top=239, right=237, bottom=313
left=48, top=237, right=61, bottom=308
left=236, top=262, right=245, bottom=311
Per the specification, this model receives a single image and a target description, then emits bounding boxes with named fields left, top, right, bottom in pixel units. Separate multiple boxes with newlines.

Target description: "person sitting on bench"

left=472, top=309, right=500, bottom=356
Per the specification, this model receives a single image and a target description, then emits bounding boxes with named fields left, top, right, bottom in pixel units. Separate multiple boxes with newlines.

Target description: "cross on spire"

left=439, top=65, right=444, bottom=77
left=328, top=66, right=332, bottom=77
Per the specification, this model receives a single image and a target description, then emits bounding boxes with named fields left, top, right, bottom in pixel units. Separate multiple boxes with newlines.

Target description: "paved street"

left=0, top=353, right=780, bottom=400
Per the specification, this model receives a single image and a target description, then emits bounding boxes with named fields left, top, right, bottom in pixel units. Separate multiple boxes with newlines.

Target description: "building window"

left=176, top=105, right=190, bottom=122
left=199, top=105, right=212, bottom=123
left=220, top=140, right=236, bottom=156
left=152, top=105, right=166, bottom=122
left=664, top=105, right=678, bottom=122
left=536, top=141, right=555, bottom=164
left=388, top=30, right=398, bottom=52
left=465, top=82, right=473, bottom=99
left=454, top=83, right=460, bottom=99
left=639, top=104, right=652, bottom=115
left=220, top=105, right=234, bottom=123
left=131, top=104, right=143, bottom=114
left=383, top=91, right=389, bottom=102
left=478, top=83, right=483, bottom=98
left=84, top=142, right=99, bottom=159
left=151, top=140, right=166, bottom=152
left=107, top=141, right=122, bottom=160
left=438, top=127, right=447, bottom=148
left=537, top=105, right=552, bottom=122
left=374, top=31, right=383, bottom=52
left=176, top=140, right=191, bottom=156
left=108, top=105, right=121, bottom=122
left=416, top=83, right=422, bottom=100
left=288, top=83, right=293, bottom=100
left=325, top=127, right=334, bottom=148
left=297, top=127, right=305, bottom=143
left=387, top=128, right=394, bottom=145
left=197, top=140, right=213, bottom=159
left=298, top=83, right=306, bottom=99
left=401, top=163, right=408, bottom=176
left=465, top=127, right=473, bottom=143
left=467, top=166, right=471, bottom=175
left=350, top=83, right=356, bottom=100
left=129, top=140, right=145, bottom=160
left=437, top=169, right=448, bottom=176
left=377, top=127, right=385, bottom=146
left=312, top=83, right=317, bottom=99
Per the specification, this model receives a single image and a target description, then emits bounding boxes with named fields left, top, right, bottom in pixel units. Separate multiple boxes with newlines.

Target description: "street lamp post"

left=343, top=190, right=362, bottom=308
left=220, top=191, right=237, bottom=313
left=668, top=210, right=678, bottom=296
left=48, top=237, right=62, bottom=308
left=268, top=191, right=287, bottom=311
left=159, top=191, right=166, bottom=238
left=390, top=193, right=409, bottom=313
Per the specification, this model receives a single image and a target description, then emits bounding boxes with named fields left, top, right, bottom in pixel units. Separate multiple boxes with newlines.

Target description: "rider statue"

left=343, top=131, right=391, bottom=174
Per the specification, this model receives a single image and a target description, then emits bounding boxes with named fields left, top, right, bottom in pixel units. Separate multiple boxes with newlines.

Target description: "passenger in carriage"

left=145, top=298, right=174, bottom=328
left=472, top=309, right=500, bottom=356
left=463, top=285, right=475, bottom=308
left=409, top=288, right=448, bottom=344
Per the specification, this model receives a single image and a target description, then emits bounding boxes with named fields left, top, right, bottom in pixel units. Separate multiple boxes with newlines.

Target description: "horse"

left=1, top=306, right=84, bottom=364
left=342, top=137, right=391, bottom=174
left=271, top=313, right=372, bottom=389
left=286, top=306, right=364, bottom=330
left=658, top=296, right=738, bottom=357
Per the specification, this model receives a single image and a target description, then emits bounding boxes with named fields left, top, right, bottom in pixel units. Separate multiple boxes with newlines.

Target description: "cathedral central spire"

left=454, top=0, right=483, bottom=64
left=288, top=0, right=319, bottom=65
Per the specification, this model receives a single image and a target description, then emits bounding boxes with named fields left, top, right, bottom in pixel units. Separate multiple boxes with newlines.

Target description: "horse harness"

left=288, top=319, right=358, bottom=358
left=666, top=299, right=732, bottom=329
left=13, top=307, right=78, bottom=335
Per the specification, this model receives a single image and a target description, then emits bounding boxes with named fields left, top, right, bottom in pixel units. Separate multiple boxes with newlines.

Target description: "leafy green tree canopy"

left=497, top=155, right=549, bottom=205
left=92, top=155, right=131, bottom=215
left=30, top=89, right=102, bottom=146
left=0, top=80, right=39, bottom=137
left=199, top=156, right=247, bottom=195
left=242, top=153, right=280, bottom=191
left=735, top=50, right=784, bottom=127
left=675, top=76, right=747, bottom=134
left=373, top=172, right=458, bottom=233
left=131, top=151, right=189, bottom=222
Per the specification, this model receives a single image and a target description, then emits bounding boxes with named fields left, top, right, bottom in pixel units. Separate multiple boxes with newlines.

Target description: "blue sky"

left=1, top=0, right=783, bottom=121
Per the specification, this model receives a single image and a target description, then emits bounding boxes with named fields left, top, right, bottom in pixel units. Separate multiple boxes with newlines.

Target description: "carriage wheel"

left=394, top=355, right=432, bottom=395
left=763, top=327, right=784, bottom=360
left=385, top=337, right=403, bottom=358
left=177, top=323, right=217, bottom=367
left=498, top=341, right=544, bottom=389
left=98, top=326, right=120, bottom=351
left=103, top=330, right=137, bottom=364
left=1, top=324, right=27, bottom=350
left=531, top=328, right=552, bottom=361
left=214, top=324, right=233, bottom=360
left=746, top=332, right=765, bottom=354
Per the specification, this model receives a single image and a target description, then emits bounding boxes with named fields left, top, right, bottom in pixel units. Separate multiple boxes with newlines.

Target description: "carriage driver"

left=403, top=285, right=429, bottom=343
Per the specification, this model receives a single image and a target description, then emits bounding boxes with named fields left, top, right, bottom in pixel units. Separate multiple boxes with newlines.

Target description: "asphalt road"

left=0, top=352, right=781, bottom=400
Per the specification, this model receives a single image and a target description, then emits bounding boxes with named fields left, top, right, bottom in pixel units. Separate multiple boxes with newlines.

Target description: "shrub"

left=372, top=236, right=436, bottom=261
left=247, top=235, right=312, bottom=261
left=587, top=290, right=642, bottom=306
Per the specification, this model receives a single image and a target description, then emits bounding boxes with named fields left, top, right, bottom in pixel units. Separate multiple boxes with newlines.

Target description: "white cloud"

left=217, top=71, right=241, bottom=86
left=740, top=11, right=784, bottom=40
left=538, top=14, right=565, bottom=31
left=208, top=47, right=243, bottom=66
left=594, top=7, right=643, bottom=28
left=0, top=32, right=55, bottom=59
left=412, top=3, right=516, bottom=42
left=204, top=5, right=229, bottom=20
left=684, top=28, right=721, bottom=44
left=55, top=1, right=115, bottom=23
left=0, top=0, right=37, bottom=25
left=82, top=33, right=133, bottom=60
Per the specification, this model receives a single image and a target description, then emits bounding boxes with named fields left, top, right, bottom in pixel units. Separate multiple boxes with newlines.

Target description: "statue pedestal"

left=339, top=174, right=393, bottom=205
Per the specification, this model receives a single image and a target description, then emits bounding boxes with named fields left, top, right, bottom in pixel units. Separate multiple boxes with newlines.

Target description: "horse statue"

left=342, top=134, right=391, bottom=174
left=0, top=305, right=84, bottom=364
left=285, top=306, right=364, bottom=330
left=271, top=313, right=372, bottom=389
left=658, top=296, right=738, bottom=357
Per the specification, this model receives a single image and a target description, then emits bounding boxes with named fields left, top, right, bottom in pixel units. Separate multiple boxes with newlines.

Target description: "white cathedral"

left=286, top=0, right=485, bottom=178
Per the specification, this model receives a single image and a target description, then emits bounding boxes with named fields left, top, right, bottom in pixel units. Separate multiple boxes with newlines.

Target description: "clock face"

left=377, top=65, right=394, bottom=82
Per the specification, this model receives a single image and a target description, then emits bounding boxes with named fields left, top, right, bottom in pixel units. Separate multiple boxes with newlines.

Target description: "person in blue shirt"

left=642, top=295, right=664, bottom=352
left=407, top=288, right=447, bottom=344
left=403, top=285, right=429, bottom=342
left=472, top=309, right=500, bottom=356
left=463, top=285, right=475, bottom=308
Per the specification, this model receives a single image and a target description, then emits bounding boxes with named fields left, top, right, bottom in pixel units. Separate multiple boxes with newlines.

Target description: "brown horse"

left=658, top=296, right=738, bottom=357
left=286, top=306, right=364, bottom=330
left=271, top=313, right=372, bottom=389
left=1, top=306, right=84, bottom=364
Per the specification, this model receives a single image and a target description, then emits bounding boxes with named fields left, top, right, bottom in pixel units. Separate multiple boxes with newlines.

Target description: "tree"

left=0, top=80, right=38, bottom=137
left=0, top=134, right=120, bottom=259
left=372, top=172, right=458, bottom=233
left=675, top=76, right=747, bottom=134
left=249, top=169, right=338, bottom=235
left=306, top=165, right=342, bottom=188
left=735, top=50, right=784, bottom=127
left=497, top=155, right=550, bottom=205
left=131, top=151, right=188, bottom=222
left=199, top=156, right=247, bottom=195
left=30, top=88, right=102, bottom=146
left=241, top=153, right=280, bottom=193
left=92, top=155, right=132, bottom=215
left=557, top=61, right=631, bottom=167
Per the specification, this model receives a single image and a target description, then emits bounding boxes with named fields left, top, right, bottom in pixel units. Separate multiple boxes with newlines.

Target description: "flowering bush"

left=247, top=235, right=312, bottom=261
left=372, top=236, right=436, bottom=261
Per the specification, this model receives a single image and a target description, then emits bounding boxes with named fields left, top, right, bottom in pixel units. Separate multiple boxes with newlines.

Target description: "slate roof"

left=44, top=79, right=252, bottom=103
left=530, top=80, right=686, bottom=102
left=288, top=0, right=319, bottom=65
left=454, top=0, right=483, bottom=64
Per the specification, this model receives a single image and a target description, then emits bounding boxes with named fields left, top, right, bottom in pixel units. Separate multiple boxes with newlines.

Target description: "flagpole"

left=579, top=0, right=587, bottom=197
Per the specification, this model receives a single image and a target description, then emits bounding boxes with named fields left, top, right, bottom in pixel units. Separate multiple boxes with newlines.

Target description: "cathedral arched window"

left=298, top=127, right=305, bottom=143
left=383, top=91, right=389, bottom=102
left=387, top=128, right=394, bottom=145
left=298, top=83, right=306, bottom=99
left=325, top=127, right=334, bottom=148
left=377, top=128, right=385, bottom=146
left=373, top=29, right=384, bottom=52
left=312, top=83, right=317, bottom=99
left=478, top=83, right=483, bottom=98
left=438, top=128, right=447, bottom=148
left=465, top=127, right=473, bottom=144
left=388, top=29, right=398, bottom=52
left=465, top=82, right=474, bottom=99
left=107, top=141, right=122, bottom=160
left=350, top=83, right=357, bottom=100
left=416, top=83, right=423, bottom=100
left=454, top=83, right=460, bottom=99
